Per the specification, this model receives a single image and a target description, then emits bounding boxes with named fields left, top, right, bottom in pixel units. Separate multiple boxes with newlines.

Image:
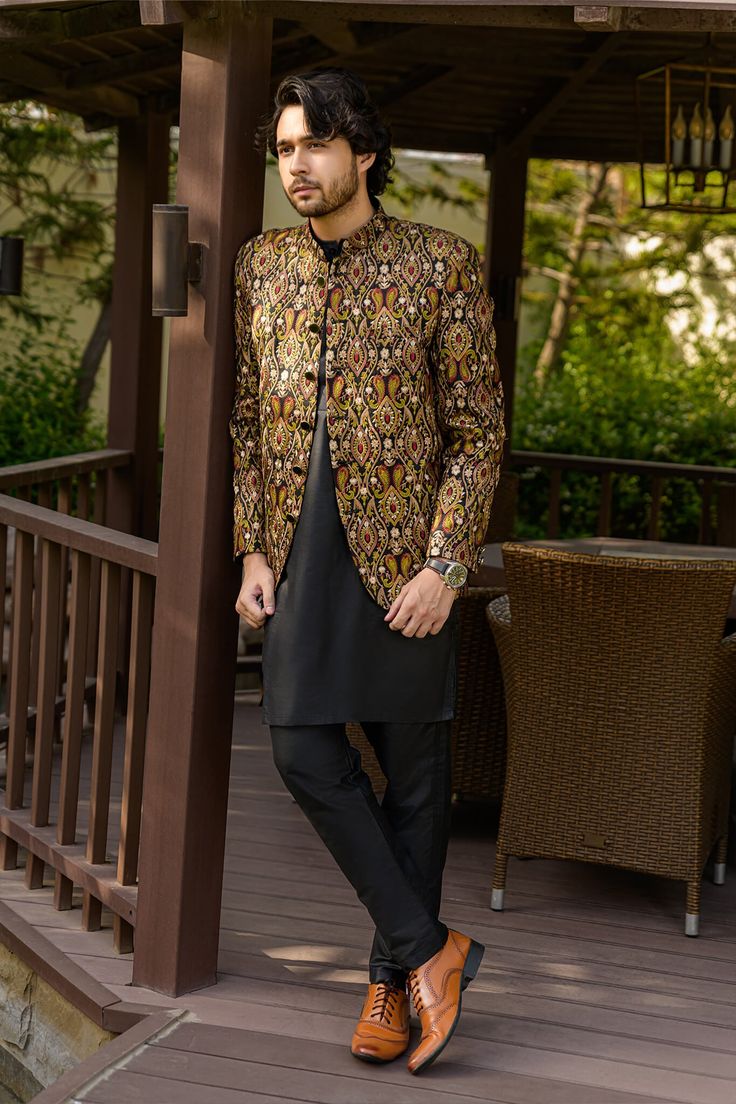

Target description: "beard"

left=286, top=159, right=360, bottom=217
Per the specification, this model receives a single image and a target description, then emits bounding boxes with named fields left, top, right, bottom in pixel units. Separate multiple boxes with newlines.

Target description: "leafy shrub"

left=514, top=284, right=736, bottom=540
left=0, top=310, right=105, bottom=468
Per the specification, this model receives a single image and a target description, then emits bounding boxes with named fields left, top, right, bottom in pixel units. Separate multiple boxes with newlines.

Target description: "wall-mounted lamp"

left=152, top=204, right=205, bottom=316
left=0, top=236, right=24, bottom=296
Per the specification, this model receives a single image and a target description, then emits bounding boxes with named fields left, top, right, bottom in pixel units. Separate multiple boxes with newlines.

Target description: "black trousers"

left=269, top=718, right=452, bottom=986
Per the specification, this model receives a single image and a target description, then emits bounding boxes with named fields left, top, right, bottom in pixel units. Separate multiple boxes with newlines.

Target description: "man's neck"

left=309, top=193, right=376, bottom=243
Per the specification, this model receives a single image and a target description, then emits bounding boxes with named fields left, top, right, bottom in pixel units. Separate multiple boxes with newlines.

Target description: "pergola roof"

left=1, top=1, right=736, bottom=159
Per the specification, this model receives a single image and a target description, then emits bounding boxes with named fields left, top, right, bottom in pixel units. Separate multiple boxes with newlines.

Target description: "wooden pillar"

left=483, top=142, right=529, bottom=453
left=107, top=109, right=170, bottom=541
left=132, top=7, right=272, bottom=996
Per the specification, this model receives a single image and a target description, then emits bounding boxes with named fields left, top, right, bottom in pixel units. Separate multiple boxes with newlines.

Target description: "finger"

left=384, top=592, right=405, bottom=622
left=240, top=594, right=266, bottom=627
left=260, top=580, right=276, bottom=615
left=400, top=615, right=423, bottom=638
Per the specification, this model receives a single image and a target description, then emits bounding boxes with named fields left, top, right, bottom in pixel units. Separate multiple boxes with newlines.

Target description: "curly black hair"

left=256, top=67, right=395, bottom=200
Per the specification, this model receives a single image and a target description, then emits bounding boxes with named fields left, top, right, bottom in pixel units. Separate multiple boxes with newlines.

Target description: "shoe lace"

left=408, top=971, right=425, bottom=1015
left=371, top=981, right=402, bottom=1019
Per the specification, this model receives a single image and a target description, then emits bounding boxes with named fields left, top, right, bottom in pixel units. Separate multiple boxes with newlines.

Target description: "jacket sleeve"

left=229, top=240, right=266, bottom=561
left=427, top=238, right=506, bottom=571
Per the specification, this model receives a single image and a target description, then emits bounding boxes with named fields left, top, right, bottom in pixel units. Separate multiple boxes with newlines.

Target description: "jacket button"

left=316, top=276, right=325, bottom=287
left=304, top=370, right=316, bottom=381
left=308, top=322, right=321, bottom=333
left=293, top=464, right=304, bottom=476
left=300, top=420, right=312, bottom=431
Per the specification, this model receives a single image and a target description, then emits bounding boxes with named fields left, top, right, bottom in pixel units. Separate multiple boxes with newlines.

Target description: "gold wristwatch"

left=423, top=556, right=468, bottom=591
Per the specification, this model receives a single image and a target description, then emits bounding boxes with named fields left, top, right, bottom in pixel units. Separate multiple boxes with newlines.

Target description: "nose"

left=289, top=148, right=308, bottom=176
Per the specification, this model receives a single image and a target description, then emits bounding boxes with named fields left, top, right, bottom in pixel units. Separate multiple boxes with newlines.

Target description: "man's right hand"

left=236, top=552, right=276, bottom=629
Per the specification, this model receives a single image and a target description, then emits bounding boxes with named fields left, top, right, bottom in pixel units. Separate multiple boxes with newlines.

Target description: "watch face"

left=446, top=563, right=468, bottom=588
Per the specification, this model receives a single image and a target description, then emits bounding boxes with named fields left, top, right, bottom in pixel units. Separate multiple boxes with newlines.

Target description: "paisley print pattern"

left=230, top=203, right=505, bottom=610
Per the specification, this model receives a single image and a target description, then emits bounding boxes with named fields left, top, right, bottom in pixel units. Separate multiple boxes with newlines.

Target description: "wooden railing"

left=510, top=450, right=736, bottom=546
left=0, top=448, right=132, bottom=516
left=0, top=492, right=157, bottom=954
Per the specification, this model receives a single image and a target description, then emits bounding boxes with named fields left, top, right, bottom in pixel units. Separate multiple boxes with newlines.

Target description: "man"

left=230, top=68, right=505, bottom=1075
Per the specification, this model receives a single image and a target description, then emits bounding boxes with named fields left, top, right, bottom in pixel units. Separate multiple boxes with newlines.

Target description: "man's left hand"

left=384, top=567, right=457, bottom=638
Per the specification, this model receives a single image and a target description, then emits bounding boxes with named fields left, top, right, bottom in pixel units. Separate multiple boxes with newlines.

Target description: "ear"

left=359, top=151, right=377, bottom=172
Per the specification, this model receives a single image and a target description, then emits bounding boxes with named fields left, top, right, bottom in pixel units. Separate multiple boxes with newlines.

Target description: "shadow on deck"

left=1, top=697, right=736, bottom=1103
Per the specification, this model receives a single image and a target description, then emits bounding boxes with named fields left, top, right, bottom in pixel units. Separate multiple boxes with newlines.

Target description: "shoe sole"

left=351, top=1048, right=407, bottom=1064
left=409, top=938, right=485, bottom=1076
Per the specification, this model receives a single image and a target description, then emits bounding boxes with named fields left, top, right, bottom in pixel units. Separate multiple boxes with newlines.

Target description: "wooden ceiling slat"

left=64, top=44, right=181, bottom=90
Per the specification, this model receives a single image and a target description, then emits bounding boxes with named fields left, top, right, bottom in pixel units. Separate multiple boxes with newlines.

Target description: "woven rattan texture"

left=487, top=543, right=736, bottom=916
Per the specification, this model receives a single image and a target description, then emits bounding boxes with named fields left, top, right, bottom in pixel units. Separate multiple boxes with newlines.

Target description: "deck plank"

left=3, top=701, right=736, bottom=1104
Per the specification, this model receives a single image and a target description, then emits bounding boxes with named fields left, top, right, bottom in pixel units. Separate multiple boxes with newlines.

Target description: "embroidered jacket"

left=229, top=202, right=505, bottom=610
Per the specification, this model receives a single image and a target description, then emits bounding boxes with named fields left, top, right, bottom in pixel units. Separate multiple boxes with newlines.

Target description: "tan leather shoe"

left=350, top=981, right=410, bottom=1063
left=406, top=928, right=485, bottom=1074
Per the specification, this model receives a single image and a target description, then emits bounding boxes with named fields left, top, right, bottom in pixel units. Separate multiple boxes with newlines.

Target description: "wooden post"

left=132, top=6, right=272, bottom=996
left=483, top=143, right=529, bottom=453
left=107, top=108, right=170, bottom=543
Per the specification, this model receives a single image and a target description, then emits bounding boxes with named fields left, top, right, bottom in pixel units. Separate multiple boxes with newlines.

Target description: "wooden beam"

left=574, top=5, right=624, bottom=30
left=64, top=46, right=181, bottom=92
left=107, top=109, right=170, bottom=543
left=139, top=0, right=211, bottom=25
left=484, top=141, right=528, bottom=453
left=132, top=5, right=273, bottom=998
left=376, top=64, right=454, bottom=109
left=503, top=31, right=626, bottom=156
left=302, top=18, right=358, bottom=53
left=0, top=51, right=141, bottom=115
left=248, top=2, right=736, bottom=32
left=0, top=2, right=144, bottom=44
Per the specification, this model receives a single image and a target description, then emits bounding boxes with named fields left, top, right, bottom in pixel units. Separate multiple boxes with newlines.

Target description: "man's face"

left=276, top=103, right=372, bottom=218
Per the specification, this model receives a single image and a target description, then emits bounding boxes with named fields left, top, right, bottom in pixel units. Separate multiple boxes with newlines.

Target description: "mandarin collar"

left=301, top=201, right=388, bottom=259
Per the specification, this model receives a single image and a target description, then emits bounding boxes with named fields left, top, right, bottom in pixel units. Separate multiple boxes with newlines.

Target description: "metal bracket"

left=187, top=241, right=205, bottom=285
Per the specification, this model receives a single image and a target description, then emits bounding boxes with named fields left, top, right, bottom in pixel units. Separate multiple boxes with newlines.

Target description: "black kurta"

left=261, top=234, right=458, bottom=727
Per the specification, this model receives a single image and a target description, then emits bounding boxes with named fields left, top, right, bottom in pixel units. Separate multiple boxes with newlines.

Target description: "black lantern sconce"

left=0, top=236, right=24, bottom=296
left=151, top=204, right=205, bottom=316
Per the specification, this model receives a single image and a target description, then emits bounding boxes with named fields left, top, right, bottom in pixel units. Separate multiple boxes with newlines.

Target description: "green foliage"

left=514, top=280, right=736, bottom=540
left=0, top=101, right=116, bottom=464
left=0, top=310, right=105, bottom=468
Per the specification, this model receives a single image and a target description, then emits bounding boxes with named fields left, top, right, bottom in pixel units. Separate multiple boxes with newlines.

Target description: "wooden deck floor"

left=2, top=697, right=736, bottom=1103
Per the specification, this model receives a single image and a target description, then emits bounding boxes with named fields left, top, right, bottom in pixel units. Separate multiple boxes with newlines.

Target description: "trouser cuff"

left=368, top=966, right=408, bottom=988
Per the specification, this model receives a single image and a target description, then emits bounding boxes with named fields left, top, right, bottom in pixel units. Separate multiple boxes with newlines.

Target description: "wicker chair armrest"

left=485, top=593, right=511, bottom=631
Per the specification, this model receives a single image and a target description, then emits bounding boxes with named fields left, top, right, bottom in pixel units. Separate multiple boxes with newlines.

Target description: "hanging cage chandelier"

left=635, top=36, right=736, bottom=214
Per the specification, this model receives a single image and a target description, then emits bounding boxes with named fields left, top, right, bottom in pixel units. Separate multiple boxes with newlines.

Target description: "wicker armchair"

left=347, top=471, right=518, bottom=801
left=486, top=542, right=736, bottom=937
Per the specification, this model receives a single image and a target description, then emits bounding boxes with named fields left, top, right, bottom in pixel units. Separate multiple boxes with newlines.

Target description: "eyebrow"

left=275, top=133, right=321, bottom=149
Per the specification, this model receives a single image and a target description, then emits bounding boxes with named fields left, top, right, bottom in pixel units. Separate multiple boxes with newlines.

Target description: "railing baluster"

left=1, top=529, right=34, bottom=871
left=86, top=473, right=103, bottom=689
left=83, top=559, right=120, bottom=930
left=55, top=549, right=91, bottom=913
left=716, top=483, right=736, bottom=547
left=28, top=487, right=53, bottom=711
left=26, top=539, right=62, bottom=890
left=547, top=469, right=561, bottom=538
left=647, top=476, right=663, bottom=541
left=597, top=472, right=613, bottom=536
left=699, top=478, right=714, bottom=544
left=115, top=570, right=155, bottom=953
left=55, top=478, right=73, bottom=703
left=76, top=473, right=91, bottom=521
left=0, top=522, right=7, bottom=711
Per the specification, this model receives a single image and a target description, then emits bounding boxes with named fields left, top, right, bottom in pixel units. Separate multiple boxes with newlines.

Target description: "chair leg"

left=713, top=837, right=727, bottom=886
left=685, top=879, right=701, bottom=937
left=491, top=849, right=508, bottom=911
